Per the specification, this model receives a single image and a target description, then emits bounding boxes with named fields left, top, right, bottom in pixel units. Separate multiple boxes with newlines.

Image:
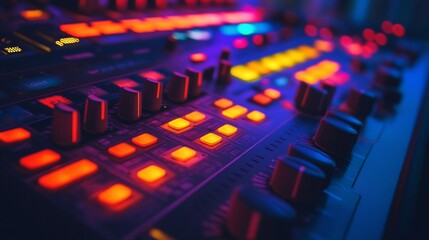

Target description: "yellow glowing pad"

left=260, top=57, right=282, bottom=71
left=247, top=61, right=271, bottom=75
left=171, top=147, right=196, bottom=162
left=137, top=165, right=167, bottom=183
left=132, top=133, right=158, bottom=148
left=231, top=65, right=260, bottom=82
left=98, top=183, right=133, bottom=206
left=168, top=118, right=190, bottom=131
left=272, top=53, right=295, bottom=68
left=108, top=142, right=136, bottom=158
left=222, top=105, right=248, bottom=119
left=247, top=110, right=266, bottom=123
left=263, top=88, right=281, bottom=100
left=214, top=98, right=233, bottom=109
left=200, top=133, right=222, bottom=146
left=185, top=111, right=206, bottom=123
left=217, top=124, right=238, bottom=137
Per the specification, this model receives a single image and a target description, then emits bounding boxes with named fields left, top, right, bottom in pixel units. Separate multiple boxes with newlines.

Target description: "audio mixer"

left=0, top=1, right=428, bottom=240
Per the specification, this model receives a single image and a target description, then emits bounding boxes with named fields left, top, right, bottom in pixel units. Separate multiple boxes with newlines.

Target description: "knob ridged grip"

left=342, top=88, right=377, bottom=120
left=269, top=156, right=325, bottom=205
left=226, top=186, right=297, bottom=240
left=325, top=109, right=363, bottom=133
left=185, top=68, right=202, bottom=98
left=167, top=72, right=189, bottom=103
left=313, top=117, right=358, bottom=159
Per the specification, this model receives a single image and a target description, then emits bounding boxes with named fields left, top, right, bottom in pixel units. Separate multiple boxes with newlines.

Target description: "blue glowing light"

left=275, top=77, right=289, bottom=86
left=220, top=22, right=273, bottom=36
left=187, top=30, right=212, bottom=40
left=172, top=32, right=187, bottom=41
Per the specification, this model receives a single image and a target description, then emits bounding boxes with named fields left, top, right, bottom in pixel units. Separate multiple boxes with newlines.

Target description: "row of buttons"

left=60, top=11, right=260, bottom=38
left=252, top=88, right=282, bottom=106
left=231, top=45, right=320, bottom=82
left=214, top=98, right=266, bottom=123
left=294, top=60, right=340, bottom=85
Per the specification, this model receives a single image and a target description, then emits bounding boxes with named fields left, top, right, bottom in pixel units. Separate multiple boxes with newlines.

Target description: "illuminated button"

left=0, top=128, right=31, bottom=145
left=20, top=10, right=49, bottom=21
left=217, top=124, right=238, bottom=137
left=285, top=49, right=306, bottom=63
left=200, top=133, right=222, bottom=146
left=108, top=143, right=136, bottom=158
left=252, top=94, right=272, bottom=106
left=247, top=110, right=266, bottom=123
left=247, top=61, right=271, bottom=75
left=60, top=23, right=101, bottom=38
left=264, top=88, right=282, bottom=100
left=171, top=147, right=196, bottom=162
left=185, top=111, right=206, bottom=123
left=132, top=133, right=158, bottom=148
left=273, top=53, right=295, bottom=68
left=97, top=183, right=133, bottom=206
left=222, top=105, right=248, bottom=119
left=137, top=165, right=166, bottom=183
left=214, top=98, right=233, bottom=109
left=38, top=159, right=98, bottom=190
left=38, top=95, right=72, bottom=109
left=139, top=71, right=165, bottom=81
left=19, top=149, right=61, bottom=170
left=260, top=57, right=282, bottom=72
left=190, top=53, right=207, bottom=63
left=91, top=21, right=128, bottom=35
left=231, top=65, right=260, bottom=82
left=168, top=118, right=190, bottom=131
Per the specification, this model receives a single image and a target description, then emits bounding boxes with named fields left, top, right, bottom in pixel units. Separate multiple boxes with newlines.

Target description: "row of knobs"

left=226, top=80, right=380, bottom=239
left=51, top=49, right=233, bottom=146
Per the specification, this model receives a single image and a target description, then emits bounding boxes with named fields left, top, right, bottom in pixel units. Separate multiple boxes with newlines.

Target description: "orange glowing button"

left=91, top=21, right=128, bottom=35
left=20, top=10, right=49, bottom=21
left=112, top=78, right=139, bottom=88
left=132, top=133, right=158, bottom=148
left=167, top=16, right=194, bottom=29
left=0, top=127, right=31, bottom=145
left=171, top=146, right=196, bottom=162
left=252, top=93, right=272, bottom=106
left=145, top=17, right=175, bottom=31
left=200, top=133, right=222, bottom=146
left=60, top=23, right=101, bottom=38
left=137, top=165, right=167, bottom=183
left=247, top=61, right=271, bottom=75
left=190, top=53, right=207, bottom=63
left=139, top=71, right=165, bottom=81
left=38, top=95, right=72, bottom=109
left=263, top=88, right=281, bottom=100
left=214, top=98, right=233, bottom=109
left=120, top=19, right=155, bottom=33
left=222, top=105, right=248, bottom=119
left=19, top=149, right=61, bottom=170
left=168, top=118, right=190, bottom=131
left=247, top=110, right=266, bottom=123
left=38, top=159, right=98, bottom=190
left=108, top=143, right=136, bottom=158
left=185, top=111, right=206, bottom=123
left=217, top=124, right=238, bottom=137
left=98, top=183, right=133, bottom=206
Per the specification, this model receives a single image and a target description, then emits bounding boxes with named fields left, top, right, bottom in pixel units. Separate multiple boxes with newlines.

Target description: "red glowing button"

left=0, top=128, right=31, bottom=145
left=190, top=53, right=207, bottom=63
left=38, top=95, right=72, bottom=109
left=233, top=38, right=249, bottom=49
left=20, top=10, right=49, bottom=21
left=363, top=28, right=375, bottom=42
left=375, top=33, right=388, bottom=46
left=38, top=159, right=98, bottom=190
left=252, top=93, right=272, bottom=106
left=392, top=24, right=405, bottom=37
left=381, top=21, right=393, bottom=34
left=304, top=24, right=318, bottom=37
left=113, top=79, right=139, bottom=88
left=140, top=71, right=165, bottom=81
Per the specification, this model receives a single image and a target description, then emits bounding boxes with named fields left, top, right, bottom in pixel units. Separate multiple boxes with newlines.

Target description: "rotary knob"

left=52, top=103, right=81, bottom=146
left=220, top=48, right=231, bottom=61
left=313, top=117, right=358, bottom=159
left=83, top=95, right=108, bottom=134
left=226, top=186, right=297, bottom=240
left=294, top=81, right=329, bottom=115
left=373, top=65, right=402, bottom=89
left=325, top=109, right=363, bottom=133
left=217, top=60, right=232, bottom=85
left=287, top=143, right=336, bottom=188
left=269, top=156, right=325, bottom=205
left=185, top=68, right=203, bottom=98
left=118, top=87, right=142, bottom=121
left=167, top=72, right=189, bottom=103
left=142, top=78, right=163, bottom=112
left=341, top=88, right=377, bottom=120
